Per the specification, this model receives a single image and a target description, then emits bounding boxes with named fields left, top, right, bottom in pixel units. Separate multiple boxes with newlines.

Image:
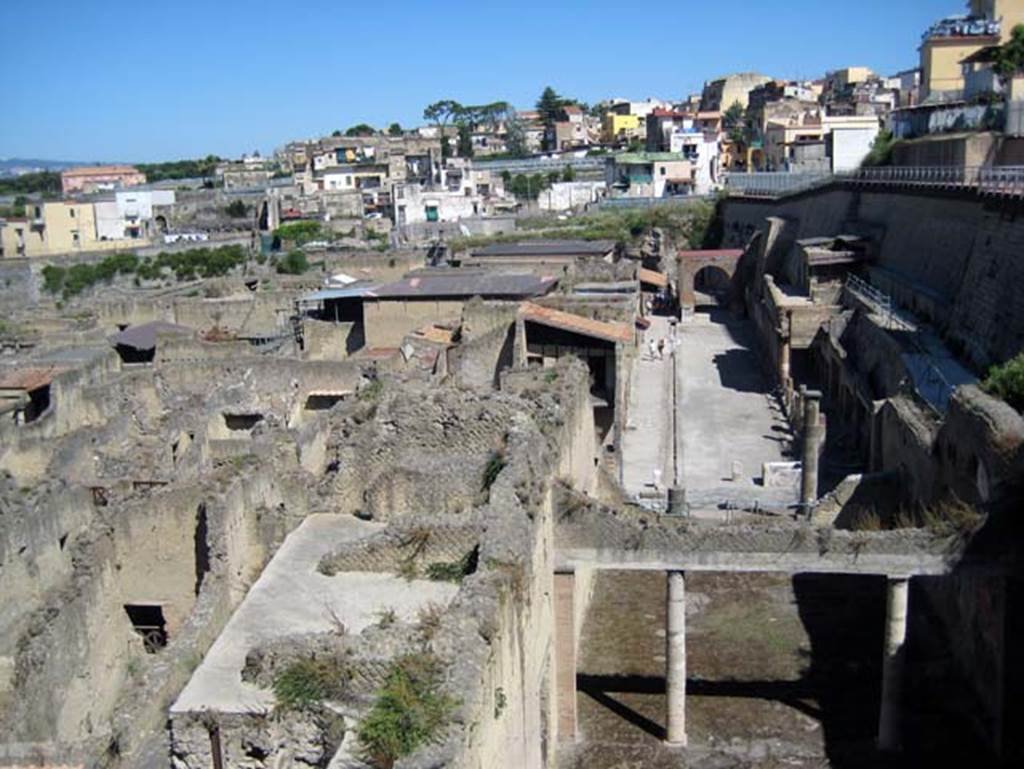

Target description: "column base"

left=664, top=735, right=688, bottom=748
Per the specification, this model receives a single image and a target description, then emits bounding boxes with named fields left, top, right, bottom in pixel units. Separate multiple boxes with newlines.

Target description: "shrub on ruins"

left=358, top=654, right=458, bottom=768
left=425, top=546, right=480, bottom=583
left=273, top=220, right=324, bottom=246
left=481, top=450, right=507, bottom=492
left=276, top=249, right=309, bottom=275
left=272, top=657, right=350, bottom=712
left=983, top=353, right=1024, bottom=412
left=225, top=199, right=249, bottom=218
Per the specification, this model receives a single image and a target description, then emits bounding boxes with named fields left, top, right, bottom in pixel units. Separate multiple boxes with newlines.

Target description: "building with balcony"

left=605, top=152, right=695, bottom=197
left=60, top=165, right=146, bottom=196
left=918, top=0, right=1024, bottom=101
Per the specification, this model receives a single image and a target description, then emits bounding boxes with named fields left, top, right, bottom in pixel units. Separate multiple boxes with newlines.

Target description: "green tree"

left=423, top=100, right=463, bottom=159
left=276, top=249, right=309, bottom=275
left=562, top=165, right=576, bottom=182
left=457, top=123, right=474, bottom=158
left=862, top=130, right=895, bottom=168
left=225, top=199, right=249, bottom=218
left=995, top=24, right=1024, bottom=82
left=331, top=129, right=343, bottom=137
left=536, top=86, right=570, bottom=151
left=504, top=112, right=529, bottom=158
left=388, top=122, right=403, bottom=136
left=345, top=124, right=376, bottom=137
left=722, top=101, right=746, bottom=146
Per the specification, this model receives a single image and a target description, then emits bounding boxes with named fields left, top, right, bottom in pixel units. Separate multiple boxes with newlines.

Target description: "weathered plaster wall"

left=364, top=299, right=464, bottom=348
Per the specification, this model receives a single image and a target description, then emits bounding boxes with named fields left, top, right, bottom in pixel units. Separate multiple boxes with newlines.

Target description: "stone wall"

left=364, top=298, right=465, bottom=348
left=720, top=187, right=1024, bottom=371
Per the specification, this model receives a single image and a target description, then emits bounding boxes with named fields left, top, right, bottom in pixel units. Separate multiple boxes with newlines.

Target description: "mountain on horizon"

left=0, top=157, right=111, bottom=178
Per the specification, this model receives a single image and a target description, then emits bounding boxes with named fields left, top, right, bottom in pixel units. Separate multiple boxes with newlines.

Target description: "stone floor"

left=676, top=307, right=798, bottom=514
left=622, top=314, right=675, bottom=502
left=561, top=570, right=888, bottom=769
left=171, top=514, right=458, bottom=715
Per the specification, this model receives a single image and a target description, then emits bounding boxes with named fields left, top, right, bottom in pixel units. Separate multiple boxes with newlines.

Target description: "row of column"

left=665, top=572, right=909, bottom=752
left=557, top=571, right=910, bottom=752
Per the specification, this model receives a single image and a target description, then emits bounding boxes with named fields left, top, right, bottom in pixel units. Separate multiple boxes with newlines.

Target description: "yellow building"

left=1, top=201, right=138, bottom=258
left=602, top=113, right=642, bottom=143
left=920, top=0, right=1024, bottom=101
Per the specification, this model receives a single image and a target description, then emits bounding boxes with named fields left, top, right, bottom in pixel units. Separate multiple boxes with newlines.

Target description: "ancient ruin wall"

left=721, top=187, right=1024, bottom=371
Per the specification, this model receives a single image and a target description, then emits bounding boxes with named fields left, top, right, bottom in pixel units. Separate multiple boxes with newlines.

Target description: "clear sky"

left=0, top=0, right=960, bottom=163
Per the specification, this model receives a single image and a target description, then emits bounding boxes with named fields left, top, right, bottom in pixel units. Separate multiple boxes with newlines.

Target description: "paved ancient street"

left=676, top=308, right=797, bottom=513
left=622, top=315, right=674, bottom=500
left=622, top=307, right=798, bottom=513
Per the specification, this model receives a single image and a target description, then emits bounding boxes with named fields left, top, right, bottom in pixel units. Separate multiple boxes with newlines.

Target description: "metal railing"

left=844, top=275, right=956, bottom=413
left=724, top=165, right=1024, bottom=198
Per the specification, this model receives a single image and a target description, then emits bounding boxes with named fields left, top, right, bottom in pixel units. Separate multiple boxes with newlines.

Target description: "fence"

left=724, top=165, right=1024, bottom=198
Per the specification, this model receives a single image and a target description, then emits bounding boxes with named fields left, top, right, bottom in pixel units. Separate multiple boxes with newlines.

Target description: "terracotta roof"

left=0, top=366, right=65, bottom=391
left=519, top=302, right=633, bottom=344
left=638, top=268, right=669, bottom=288
left=411, top=324, right=457, bottom=345
left=61, top=165, right=142, bottom=177
left=678, top=248, right=744, bottom=259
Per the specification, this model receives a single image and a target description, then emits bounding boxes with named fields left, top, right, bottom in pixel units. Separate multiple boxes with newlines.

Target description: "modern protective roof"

left=678, top=249, right=745, bottom=259
left=470, top=240, right=616, bottom=258
left=299, top=283, right=380, bottom=303
left=109, top=321, right=193, bottom=351
left=519, top=301, right=633, bottom=344
left=370, top=270, right=558, bottom=299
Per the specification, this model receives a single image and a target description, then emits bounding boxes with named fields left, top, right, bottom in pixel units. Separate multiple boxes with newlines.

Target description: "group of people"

left=647, top=337, right=667, bottom=360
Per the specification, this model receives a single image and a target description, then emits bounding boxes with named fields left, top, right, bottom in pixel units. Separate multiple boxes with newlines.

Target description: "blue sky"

left=0, top=0, right=959, bottom=162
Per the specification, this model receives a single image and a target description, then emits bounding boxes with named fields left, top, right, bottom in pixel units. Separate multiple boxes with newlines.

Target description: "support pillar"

left=553, top=571, right=577, bottom=742
left=513, top=316, right=528, bottom=368
left=878, top=576, right=909, bottom=752
left=800, top=388, right=823, bottom=515
left=665, top=571, right=687, bottom=746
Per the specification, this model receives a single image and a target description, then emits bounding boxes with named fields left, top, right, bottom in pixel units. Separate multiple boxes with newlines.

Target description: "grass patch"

left=425, top=546, right=479, bottom=583
left=481, top=451, right=506, bottom=492
left=447, top=198, right=714, bottom=255
left=983, top=352, right=1024, bottom=412
left=358, top=654, right=458, bottom=768
left=272, top=657, right=349, bottom=712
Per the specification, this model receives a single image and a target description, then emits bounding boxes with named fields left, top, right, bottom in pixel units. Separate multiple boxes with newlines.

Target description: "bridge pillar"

left=666, top=570, right=688, bottom=746
left=554, top=571, right=578, bottom=742
left=878, top=576, right=910, bottom=752
left=800, top=389, right=823, bottom=515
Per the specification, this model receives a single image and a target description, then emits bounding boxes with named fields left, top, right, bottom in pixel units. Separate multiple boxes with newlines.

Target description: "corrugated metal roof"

left=371, top=271, right=558, bottom=299
left=638, top=268, right=669, bottom=287
left=299, top=283, right=380, bottom=303
left=678, top=249, right=745, bottom=259
left=0, top=366, right=64, bottom=391
left=470, top=240, right=616, bottom=258
left=110, top=321, right=193, bottom=351
left=519, top=302, right=633, bottom=344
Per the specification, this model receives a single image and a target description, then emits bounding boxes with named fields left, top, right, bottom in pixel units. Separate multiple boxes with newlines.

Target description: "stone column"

left=878, top=576, right=910, bottom=752
left=800, top=389, right=823, bottom=514
left=665, top=571, right=688, bottom=746
left=554, top=571, right=578, bottom=742
left=513, top=316, right=528, bottom=368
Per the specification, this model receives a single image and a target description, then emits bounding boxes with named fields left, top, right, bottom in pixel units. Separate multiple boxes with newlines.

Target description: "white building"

left=537, top=181, right=607, bottom=212
left=669, top=130, right=721, bottom=195
left=823, top=115, right=882, bottom=172
left=94, top=189, right=175, bottom=240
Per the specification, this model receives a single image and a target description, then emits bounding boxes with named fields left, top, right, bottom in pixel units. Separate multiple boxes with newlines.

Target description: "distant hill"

left=0, top=158, right=106, bottom=178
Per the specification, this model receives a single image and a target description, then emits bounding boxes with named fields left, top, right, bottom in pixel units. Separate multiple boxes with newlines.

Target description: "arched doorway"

left=693, top=265, right=732, bottom=305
